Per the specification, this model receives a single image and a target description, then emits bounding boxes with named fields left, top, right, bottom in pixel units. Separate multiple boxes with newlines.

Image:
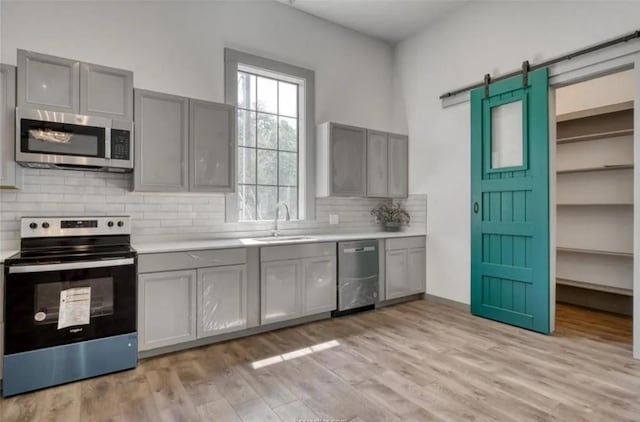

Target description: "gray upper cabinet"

left=189, top=99, right=235, bottom=192
left=318, top=121, right=408, bottom=198
left=0, top=64, right=22, bottom=189
left=17, top=49, right=133, bottom=121
left=17, top=49, right=80, bottom=113
left=388, top=134, right=408, bottom=198
left=134, top=89, right=189, bottom=192
left=80, top=63, right=133, bottom=120
left=316, top=122, right=366, bottom=197
left=366, top=130, right=388, bottom=197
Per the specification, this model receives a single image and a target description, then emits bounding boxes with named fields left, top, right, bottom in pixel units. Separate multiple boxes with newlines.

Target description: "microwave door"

left=22, top=119, right=106, bottom=158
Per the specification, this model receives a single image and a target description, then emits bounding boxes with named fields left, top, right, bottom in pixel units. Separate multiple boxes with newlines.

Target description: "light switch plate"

left=329, top=214, right=339, bottom=225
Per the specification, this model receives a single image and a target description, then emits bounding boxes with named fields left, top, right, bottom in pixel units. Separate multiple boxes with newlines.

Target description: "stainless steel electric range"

left=3, top=216, right=138, bottom=397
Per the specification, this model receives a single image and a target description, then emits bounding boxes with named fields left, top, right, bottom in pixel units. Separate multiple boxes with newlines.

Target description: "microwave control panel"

left=111, top=129, right=131, bottom=160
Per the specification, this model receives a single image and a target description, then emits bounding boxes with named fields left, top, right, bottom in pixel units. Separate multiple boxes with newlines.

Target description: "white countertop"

left=0, top=250, right=18, bottom=263
left=0, top=231, right=425, bottom=261
left=133, top=231, right=426, bottom=255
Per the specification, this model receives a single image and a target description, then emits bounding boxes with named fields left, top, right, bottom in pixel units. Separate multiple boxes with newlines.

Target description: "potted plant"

left=370, top=202, right=410, bottom=232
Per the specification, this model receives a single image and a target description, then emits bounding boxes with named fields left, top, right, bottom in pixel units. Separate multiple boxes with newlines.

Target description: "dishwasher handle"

left=343, top=246, right=376, bottom=254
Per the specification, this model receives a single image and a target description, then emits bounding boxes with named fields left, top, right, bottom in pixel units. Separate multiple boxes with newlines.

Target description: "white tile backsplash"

left=0, top=168, right=426, bottom=250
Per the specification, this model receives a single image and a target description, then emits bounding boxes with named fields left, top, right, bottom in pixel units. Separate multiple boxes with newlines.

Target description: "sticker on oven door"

left=57, top=287, right=91, bottom=330
left=34, top=311, right=46, bottom=322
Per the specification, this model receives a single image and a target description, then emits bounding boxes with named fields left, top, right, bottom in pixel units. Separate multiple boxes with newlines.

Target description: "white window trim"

left=225, top=48, right=316, bottom=222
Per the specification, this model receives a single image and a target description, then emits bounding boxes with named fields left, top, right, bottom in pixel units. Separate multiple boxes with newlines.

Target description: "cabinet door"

left=0, top=64, right=22, bottom=189
left=385, top=249, right=409, bottom=300
left=17, top=50, right=79, bottom=113
left=261, top=260, right=302, bottom=324
left=134, top=89, right=189, bottom=191
left=80, top=63, right=133, bottom=120
left=189, top=99, right=236, bottom=192
left=407, top=247, right=426, bottom=294
left=388, top=134, right=408, bottom=198
left=138, top=270, right=197, bottom=351
left=197, top=265, right=247, bottom=338
left=330, top=123, right=366, bottom=196
left=302, top=256, right=337, bottom=315
left=366, top=130, right=388, bottom=197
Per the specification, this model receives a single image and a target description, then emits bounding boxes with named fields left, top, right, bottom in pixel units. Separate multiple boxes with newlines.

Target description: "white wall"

left=395, top=1, right=640, bottom=304
left=0, top=0, right=398, bottom=132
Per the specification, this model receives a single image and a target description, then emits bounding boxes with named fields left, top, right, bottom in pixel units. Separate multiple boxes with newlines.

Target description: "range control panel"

left=21, top=216, right=131, bottom=238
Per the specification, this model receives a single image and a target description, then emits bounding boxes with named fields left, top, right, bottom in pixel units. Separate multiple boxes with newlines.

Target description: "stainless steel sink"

left=248, top=236, right=316, bottom=243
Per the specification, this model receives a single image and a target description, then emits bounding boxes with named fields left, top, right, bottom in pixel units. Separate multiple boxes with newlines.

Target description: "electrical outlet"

left=329, top=214, right=339, bottom=225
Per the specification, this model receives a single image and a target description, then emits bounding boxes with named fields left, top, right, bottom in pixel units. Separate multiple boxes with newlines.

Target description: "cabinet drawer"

left=385, top=236, right=425, bottom=251
left=261, top=242, right=336, bottom=262
left=138, top=248, right=246, bottom=273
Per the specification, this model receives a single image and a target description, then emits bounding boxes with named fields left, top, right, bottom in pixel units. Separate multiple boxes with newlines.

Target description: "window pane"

left=238, top=147, right=256, bottom=184
left=238, top=185, right=256, bottom=221
left=491, top=101, right=523, bottom=169
left=279, top=117, right=297, bottom=152
left=257, top=186, right=277, bottom=220
left=279, top=81, right=297, bottom=117
left=279, top=187, right=298, bottom=219
left=279, top=151, right=297, bottom=186
left=257, top=113, right=277, bottom=149
left=257, top=149, right=277, bottom=185
left=257, top=76, right=277, bottom=114
left=238, top=110, right=256, bottom=147
left=237, top=72, right=256, bottom=110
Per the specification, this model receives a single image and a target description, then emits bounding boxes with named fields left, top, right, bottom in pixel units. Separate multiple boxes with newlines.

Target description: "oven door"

left=4, top=258, right=136, bottom=355
left=16, top=109, right=111, bottom=168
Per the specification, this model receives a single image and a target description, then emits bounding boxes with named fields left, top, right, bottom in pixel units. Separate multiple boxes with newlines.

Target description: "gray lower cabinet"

left=261, top=242, right=337, bottom=324
left=317, top=122, right=367, bottom=196
left=1, top=64, right=22, bottom=189
left=385, top=237, right=426, bottom=300
left=138, top=270, right=197, bottom=351
left=302, top=255, right=337, bottom=315
left=80, top=63, right=133, bottom=120
left=189, top=99, right=235, bottom=192
left=134, top=89, right=189, bottom=191
left=17, top=49, right=79, bottom=113
left=197, top=264, right=247, bottom=338
left=261, top=260, right=302, bottom=325
left=388, top=134, right=409, bottom=198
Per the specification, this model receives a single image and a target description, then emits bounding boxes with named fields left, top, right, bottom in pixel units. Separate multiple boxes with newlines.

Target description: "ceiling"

left=281, top=0, right=468, bottom=44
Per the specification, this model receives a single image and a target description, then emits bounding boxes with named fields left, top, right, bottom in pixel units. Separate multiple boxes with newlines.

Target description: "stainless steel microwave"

left=16, top=108, right=133, bottom=172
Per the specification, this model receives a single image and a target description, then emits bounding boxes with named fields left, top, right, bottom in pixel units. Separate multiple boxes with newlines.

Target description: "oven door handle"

left=8, top=258, right=135, bottom=274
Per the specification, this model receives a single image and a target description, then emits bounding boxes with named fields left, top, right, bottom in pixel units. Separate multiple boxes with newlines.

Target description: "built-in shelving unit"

left=556, top=100, right=634, bottom=305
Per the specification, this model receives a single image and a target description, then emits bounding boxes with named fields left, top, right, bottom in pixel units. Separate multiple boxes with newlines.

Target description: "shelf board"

left=556, top=128, right=633, bottom=144
left=556, top=101, right=634, bottom=122
left=556, top=278, right=633, bottom=296
left=557, top=203, right=633, bottom=206
left=556, top=246, right=633, bottom=258
left=557, top=164, right=633, bottom=174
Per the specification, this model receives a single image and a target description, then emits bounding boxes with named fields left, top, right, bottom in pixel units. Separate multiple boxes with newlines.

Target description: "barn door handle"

left=473, top=202, right=479, bottom=214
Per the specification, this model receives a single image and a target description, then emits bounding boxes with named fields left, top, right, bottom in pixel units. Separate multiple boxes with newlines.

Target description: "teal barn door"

left=470, top=68, right=550, bottom=334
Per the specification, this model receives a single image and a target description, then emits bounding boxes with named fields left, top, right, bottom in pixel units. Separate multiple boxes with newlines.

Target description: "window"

left=225, top=49, right=315, bottom=223
left=237, top=70, right=300, bottom=220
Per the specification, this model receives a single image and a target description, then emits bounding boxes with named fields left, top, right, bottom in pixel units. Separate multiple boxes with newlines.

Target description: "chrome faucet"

left=273, top=202, right=290, bottom=237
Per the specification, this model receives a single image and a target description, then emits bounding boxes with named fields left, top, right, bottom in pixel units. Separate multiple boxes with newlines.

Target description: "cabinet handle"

left=473, top=202, right=479, bottom=214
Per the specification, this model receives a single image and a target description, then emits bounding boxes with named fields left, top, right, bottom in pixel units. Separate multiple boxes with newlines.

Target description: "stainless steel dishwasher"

left=334, top=239, right=379, bottom=316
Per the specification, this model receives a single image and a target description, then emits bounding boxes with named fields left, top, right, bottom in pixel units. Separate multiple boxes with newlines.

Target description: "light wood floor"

left=2, top=300, right=638, bottom=422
